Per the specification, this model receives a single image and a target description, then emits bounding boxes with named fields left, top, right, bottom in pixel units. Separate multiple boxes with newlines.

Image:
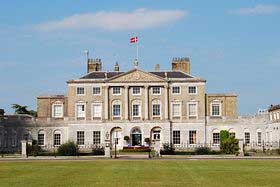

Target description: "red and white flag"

left=130, top=36, right=138, bottom=43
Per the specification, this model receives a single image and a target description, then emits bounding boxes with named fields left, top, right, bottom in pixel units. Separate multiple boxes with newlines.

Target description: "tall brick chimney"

left=172, top=57, right=190, bottom=74
left=87, top=58, right=102, bottom=73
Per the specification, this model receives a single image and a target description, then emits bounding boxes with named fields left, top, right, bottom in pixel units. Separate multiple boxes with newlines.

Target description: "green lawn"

left=0, top=160, right=279, bottom=187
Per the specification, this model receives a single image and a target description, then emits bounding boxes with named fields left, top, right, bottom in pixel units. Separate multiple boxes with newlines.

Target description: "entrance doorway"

left=131, top=128, right=142, bottom=146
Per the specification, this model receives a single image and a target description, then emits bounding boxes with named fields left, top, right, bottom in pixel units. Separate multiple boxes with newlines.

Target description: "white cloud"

left=35, top=8, right=186, bottom=31
left=229, top=4, right=280, bottom=15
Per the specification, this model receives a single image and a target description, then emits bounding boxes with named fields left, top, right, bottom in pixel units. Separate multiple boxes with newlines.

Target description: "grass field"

left=0, top=160, right=279, bottom=187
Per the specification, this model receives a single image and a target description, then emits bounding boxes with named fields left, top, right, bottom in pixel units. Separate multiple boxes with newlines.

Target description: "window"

left=245, top=132, right=250, bottom=144
left=132, top=87, right=141, bottom=95
left=76, top=87, right=85, bottom=95
left=92, top=87, right=101, bottom=95
left=132, top=104, right=140, bottom=117
left=54, top=133, right=61, bottom=146
left=189, top=130, right=197, bottom=144
left=172, top=103, right=181, bottom=117
left=76, top=104, right=85, bottom=118
left=112, top=87, right=121, bottom=95
left=153, top=130, right=160, bottom=140
left=113, top=104, right=121, bottom=117
left=38, top=132, right=45, bottom=146
left=172, top=86, right=180, bottom=94
left=52, top=104, right=63, bottom=118
left=213, top=133, right=220, bottom=144
left=152, top=104, right=161, bottom=116
left=173, top=130, right=180, bottom=144
left=152, top=87, right=161, bottom=95
left=77, top=131, right=85, bottom=145
left=92, top=103, right=102, bottom=119
left=211, top=103, right=221, bottom=117
left=93, top=131, right=101, bottom=144
left=188, top=86, right=197, bottom=94
left=229, top=132, right=236, bottom=138
left=257, top=132, right=262, bottom=145
left=188, top=103, right=197, bottom=117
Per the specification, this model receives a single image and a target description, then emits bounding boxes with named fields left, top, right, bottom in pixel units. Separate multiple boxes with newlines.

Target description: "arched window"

left=212, top=129, right=220, bottom=144
left=152, top=100, right=161, bottom=117
left=131, top=100, right=141, bottom=118
left=112, top=100, right=122, bottom=118
left=244, top=129, right=250, bottom=145
left=38, top=130, right=45, bottom=146
left=228, top=128, right=235, bottom=138
left=53, top=130, right=61, bottom=146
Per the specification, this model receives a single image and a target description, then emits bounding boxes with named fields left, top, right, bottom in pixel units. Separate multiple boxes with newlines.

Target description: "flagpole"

left=136, top=40, right=138, bottom=61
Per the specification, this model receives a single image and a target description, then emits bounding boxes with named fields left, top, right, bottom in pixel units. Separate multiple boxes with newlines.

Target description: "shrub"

left=220, top=137, right=239, bottom=154
left=160, top=143, right=175, bottom=155
left=57, top=141, right=79, bottom=156
left=220, top=130, right=230, bottom=143
left=27, top=140, right=42, bottom=156
left=144, top=138, right=150, bottom=144
left=276, top=149, right=280, bottom=155
left=194, top=147, right=211, bottom=155
left=124, top=136, right=130, bottom=141
left=92, top=146, right=105, bottom=155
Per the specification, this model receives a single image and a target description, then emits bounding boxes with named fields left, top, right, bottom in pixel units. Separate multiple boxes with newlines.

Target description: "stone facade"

left=1, top=57, right=280, bottom=153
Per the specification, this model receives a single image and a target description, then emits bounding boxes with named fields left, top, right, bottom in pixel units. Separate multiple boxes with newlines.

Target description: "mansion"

left=0, top=57, right=280, bottom=152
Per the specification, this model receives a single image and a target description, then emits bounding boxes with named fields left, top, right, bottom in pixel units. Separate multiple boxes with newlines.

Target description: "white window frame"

left=244, top=132, right=250, bottom=144
left=188, top=102, right=198, bottom=118
left=91, top=102, right=102, bottom=119
left=172, top=86, right=181, bottom=95
left=210, top=101, right=222, bottom=117
left=189, top=130, right=197, bottom=145
left=132, top=104, right=141, bottom=117
left=152, top=87, right=161, bottom=95
left=76, top=87, right=85, bottom=96
left=92, top=87, right=101, bottom=95
left=93, top=131, right=101, bottom=145
left=257, top=131, right=262, bottom=145
left=112, top=100, right=122, bottom=118
left=77, top=131, right=85, bottom=145
left=171, top=102, right=181, bottom=118
left=75, top=102, right=86, bottom=119
left=112, top=87, right=121, bottom=95
left=53, top=131, right=61, bottom=146
left=152, top=100, right=161, bottom=117
left=52, top=103, right=63, bottom=118
left=188, top=86, right=197, bottom=95
left=173, top=130, right=180, bottom=145
left=38, top=131, right=45, bottom=146
left=132, top=87, right=141, bottom=95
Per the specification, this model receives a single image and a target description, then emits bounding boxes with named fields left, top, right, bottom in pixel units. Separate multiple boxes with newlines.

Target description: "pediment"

left=108, top=69, right=166, bottom=83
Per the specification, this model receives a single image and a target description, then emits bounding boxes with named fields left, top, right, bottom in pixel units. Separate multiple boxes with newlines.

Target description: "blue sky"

left=0, top=0, right=279, bottom=115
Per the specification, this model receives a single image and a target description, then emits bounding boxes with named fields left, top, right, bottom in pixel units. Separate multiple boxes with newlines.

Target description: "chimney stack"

left=155, top=64, right=160, bottom=71
left=172, top=57, right=190, bottom=74
left=87, top=58, right=102, bottom=73
left=114, top=62, right=119, bottom=72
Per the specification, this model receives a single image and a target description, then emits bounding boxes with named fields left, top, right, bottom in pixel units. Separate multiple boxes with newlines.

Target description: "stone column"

left=21, top=140, right=27, bottom=158
left=104, top=86, right=109, bottom=120
left=164, top=85, right=169, bottom=120
left=124, top=86, right=129, bottom=120
left=238, top=139, right=244, bottom=156
left=144, top=85, right=149, bottom=120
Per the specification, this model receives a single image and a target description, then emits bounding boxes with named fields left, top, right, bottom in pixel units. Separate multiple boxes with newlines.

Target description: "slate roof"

left=80, top=71, right=193, bottom=79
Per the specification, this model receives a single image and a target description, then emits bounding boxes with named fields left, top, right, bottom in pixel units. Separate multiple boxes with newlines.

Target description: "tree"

left=11, top=104, right=37, bottom=117
left=0, top=109, right=4, bottom=116
left=220, top=130, right=239, bottom=154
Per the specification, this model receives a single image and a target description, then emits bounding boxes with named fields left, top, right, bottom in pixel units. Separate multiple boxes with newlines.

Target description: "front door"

left=132, top=133, right=142, bottom=146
